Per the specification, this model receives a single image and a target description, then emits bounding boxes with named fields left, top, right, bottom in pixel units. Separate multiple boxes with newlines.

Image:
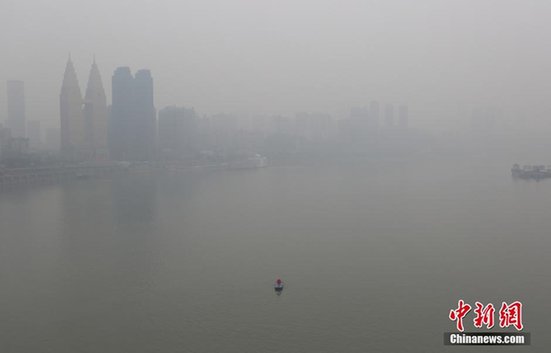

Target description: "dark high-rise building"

left=133, top=70, right=156, bottom=161
left=110, top=67, right=134, bottom=161
left=109, top=67, right=156, bottom=161
left=7, top=80, right=26, bottom=138
left=398, top=104, right=409, bottom=128
left=384, top=103, right=395, bottom=128
left=60, top=57, right=85, bottom=159
left=83, top=58, right=109, bottom=160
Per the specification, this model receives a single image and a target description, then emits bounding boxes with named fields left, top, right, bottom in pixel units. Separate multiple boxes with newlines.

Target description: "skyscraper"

left=110, top=67, right=134, bottom=161
left=109, top=67, right=156, bottom=161
left=7, top=80, right=26, bottom=138
left=133, top=70, right=156, bottom=161
left=60, top=56, right=85, bottom=159
left=83, top=58, right=108, bottom=160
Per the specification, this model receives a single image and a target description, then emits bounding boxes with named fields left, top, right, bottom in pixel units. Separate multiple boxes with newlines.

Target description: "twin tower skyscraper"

left=60, top=57, right=156, bottom=161
left=60, top=56, right=108, bottom=161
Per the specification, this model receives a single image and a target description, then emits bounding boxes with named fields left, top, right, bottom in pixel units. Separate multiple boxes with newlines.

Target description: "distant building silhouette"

left=369, top=100, right=380, bottom=129
left=45, top=127, right=60, bottom=152
left=83, top=58, right=109, bottom=160
left=345, top=106, right=375, bottom=141
left=0, top=122, right=29, bottom=165
left=271, top=115, right=292, bottom=135
left=7, top=80, right=26, bottom=138
left=398, top=104, right=408, bottom=128
left=294, top=112, right=334, bottom=142
left=158, top=106, right=197, bottom=160
left=60, top=56, right=85, bottom=159
left=0, top=123, right=11, bottom=154
left=109, top=67, right=156, bottom=161
left=60, top=56, right=108, bottom=160
left=133, top=70, right=157, bottom=161
left=110, top=67, right=133, bottom=161
left=27, top=120, right=41, bottom=150
left=350, top=106, right=369, bottom=121
left=384, top=103, right=395, bottom=128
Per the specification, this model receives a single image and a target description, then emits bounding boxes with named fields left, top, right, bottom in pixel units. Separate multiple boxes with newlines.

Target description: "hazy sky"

left=1, top=0, right=551, bottom=131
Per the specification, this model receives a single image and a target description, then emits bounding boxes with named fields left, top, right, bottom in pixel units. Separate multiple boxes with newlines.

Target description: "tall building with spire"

left=60, top=56, right=85, bottom=159
left=83, top=58, right=108, bottom=160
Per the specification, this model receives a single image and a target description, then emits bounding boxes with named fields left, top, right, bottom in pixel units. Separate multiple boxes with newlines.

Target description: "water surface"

left=1, top=158, right=549, bottom=352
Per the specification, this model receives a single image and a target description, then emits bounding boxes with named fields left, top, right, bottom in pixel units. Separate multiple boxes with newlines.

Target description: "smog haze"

left=2, top=0, right=551, bottom=132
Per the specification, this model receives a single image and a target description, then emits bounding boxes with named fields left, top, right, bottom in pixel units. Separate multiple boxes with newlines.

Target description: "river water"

left=0, top=156, right=550, bottom=352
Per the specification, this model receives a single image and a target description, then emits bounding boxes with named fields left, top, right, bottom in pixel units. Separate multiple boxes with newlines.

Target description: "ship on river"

left=511, top=164, right=551, bottom=180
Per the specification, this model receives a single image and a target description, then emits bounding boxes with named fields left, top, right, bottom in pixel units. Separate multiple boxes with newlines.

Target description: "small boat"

left=274, top=278, right=284, bottom=293
left=511, top=163, right=551, bottom=180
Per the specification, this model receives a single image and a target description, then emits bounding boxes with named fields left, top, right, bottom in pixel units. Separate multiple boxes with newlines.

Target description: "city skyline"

left=3, top=1, right=551, bottom=133
left=2, top=54, right=420, bottom=133
left=4, top=57, right=414, bottom=162
left=1, top=54, right=540, bottom=140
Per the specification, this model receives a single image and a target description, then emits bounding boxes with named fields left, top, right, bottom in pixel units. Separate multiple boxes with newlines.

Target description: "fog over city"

left=2, top=0, right=551, bottom=133
left=1, top=2, right=550, bottom=353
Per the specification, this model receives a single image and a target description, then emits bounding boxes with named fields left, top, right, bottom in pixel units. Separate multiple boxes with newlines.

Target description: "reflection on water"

left=0, top=159, right=550, bottom=352
left=111, top=175, right=158, bottom=225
